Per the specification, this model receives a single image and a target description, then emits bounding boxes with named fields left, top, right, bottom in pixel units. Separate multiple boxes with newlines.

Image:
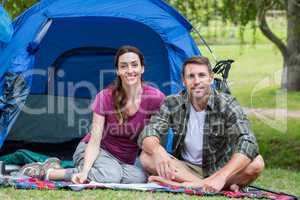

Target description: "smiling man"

left=138, top=56, right=264, bottom=192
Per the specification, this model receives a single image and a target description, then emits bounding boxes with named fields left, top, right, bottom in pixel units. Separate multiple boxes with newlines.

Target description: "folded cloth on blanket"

left=0, top=149, right=73, bottom=168
left=5, top=177, right=298, bottom=200
left=68, top=182, right=167, bottom=191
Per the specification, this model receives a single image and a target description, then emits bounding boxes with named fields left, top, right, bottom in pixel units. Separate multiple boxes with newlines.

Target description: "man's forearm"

left=213, top=153, right=251, bottom=181
left=142, top=136, right=163, bottom=155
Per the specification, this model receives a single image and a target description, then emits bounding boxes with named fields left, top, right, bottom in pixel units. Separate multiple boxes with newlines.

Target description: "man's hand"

left=152, top=145, right=176, bottom=180
left=71, top=171, right=88, bottom=184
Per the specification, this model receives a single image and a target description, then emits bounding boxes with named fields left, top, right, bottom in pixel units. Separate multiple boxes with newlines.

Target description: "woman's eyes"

left=119, top=63, right=139, bottom=69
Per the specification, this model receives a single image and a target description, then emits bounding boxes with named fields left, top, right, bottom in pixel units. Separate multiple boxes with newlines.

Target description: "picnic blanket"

left=2, top=177, right=297, bottom=200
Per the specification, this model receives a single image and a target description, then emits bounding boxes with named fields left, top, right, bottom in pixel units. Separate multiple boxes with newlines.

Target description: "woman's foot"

left=20, top=157, right=61, bottom=180
left=20, top=162, right=45, bottom=179
left=42, top=157, right=61, bottom=180
left=42, top=157, right=61, bottom=172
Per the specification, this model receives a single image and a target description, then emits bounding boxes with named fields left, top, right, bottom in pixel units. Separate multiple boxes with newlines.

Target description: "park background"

left=1, top=0, right=299, bottom=199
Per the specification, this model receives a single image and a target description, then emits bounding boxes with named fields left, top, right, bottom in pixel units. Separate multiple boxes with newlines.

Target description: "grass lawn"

left=251, top=117, right=300, bottom=170
left=201, top=44, right=300, bottom=110
left=0, top=168, right=299, bottom=200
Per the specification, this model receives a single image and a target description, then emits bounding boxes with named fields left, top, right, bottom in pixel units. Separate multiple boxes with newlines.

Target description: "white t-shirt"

left=181, top=105, right=205, bottom=165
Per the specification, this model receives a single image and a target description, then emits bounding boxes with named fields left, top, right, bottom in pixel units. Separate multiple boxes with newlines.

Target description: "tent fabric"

left=0, top=0, right=201, bottom=150
left=9, top=95, right=92, bottom=143
left=0, top=72, right=30, bottom=147
left=0, top=4, right=13, bottom=43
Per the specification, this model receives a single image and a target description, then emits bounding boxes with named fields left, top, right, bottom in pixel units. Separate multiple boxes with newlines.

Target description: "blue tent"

left=0, top=4, right=13, bottom=43
left=0, top=0, right=200, bottom=156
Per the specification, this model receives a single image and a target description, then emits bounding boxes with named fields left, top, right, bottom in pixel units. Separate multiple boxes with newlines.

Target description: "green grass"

left=201, top=44, right=300, bottom=110
left=255, top=168, right=300, bottom=197
left=0, top=168, right=299, bottom=199
left=251, top=117, right=300, bottom=170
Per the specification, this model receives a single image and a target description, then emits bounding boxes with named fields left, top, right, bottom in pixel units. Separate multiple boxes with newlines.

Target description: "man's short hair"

left=181, top=56, right=212, bottom=77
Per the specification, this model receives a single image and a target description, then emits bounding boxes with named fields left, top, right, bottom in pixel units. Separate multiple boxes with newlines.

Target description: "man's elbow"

left=236, top=140, right=259, bottom=161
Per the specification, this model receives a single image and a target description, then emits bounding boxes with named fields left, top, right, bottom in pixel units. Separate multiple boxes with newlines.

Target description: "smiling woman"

left=19, top=45, right=166, bottom=184
left=112, top=46, right=145, bottom=124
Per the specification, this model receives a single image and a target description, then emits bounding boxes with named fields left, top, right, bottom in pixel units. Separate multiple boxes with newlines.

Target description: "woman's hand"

left=71, top=171, right=88, bottom=184
left=72, top=112, right=104, bottom=184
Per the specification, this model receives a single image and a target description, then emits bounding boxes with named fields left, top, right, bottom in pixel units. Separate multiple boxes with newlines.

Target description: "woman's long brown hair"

left=112, top=45, right=145, bottom=124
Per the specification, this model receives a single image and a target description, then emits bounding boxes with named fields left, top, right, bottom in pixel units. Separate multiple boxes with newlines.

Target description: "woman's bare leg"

left=48, top=169, right=68, bottom=180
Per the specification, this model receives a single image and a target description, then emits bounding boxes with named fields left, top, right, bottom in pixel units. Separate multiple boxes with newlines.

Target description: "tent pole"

left=34, top=19, right=53, bottom=43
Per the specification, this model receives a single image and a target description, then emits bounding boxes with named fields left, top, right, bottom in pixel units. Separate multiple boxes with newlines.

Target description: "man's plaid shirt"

left=138, top=89, right=259, bottom=177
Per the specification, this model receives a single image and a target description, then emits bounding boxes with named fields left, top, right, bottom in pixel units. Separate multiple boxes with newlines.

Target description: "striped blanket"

left=5, top=177, right=298, bottom=200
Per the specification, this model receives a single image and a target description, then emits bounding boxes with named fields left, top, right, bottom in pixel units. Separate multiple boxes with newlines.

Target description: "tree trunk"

left=284, top=0, right=300, bottom=90
left=258, top=1, right=300, bottom=91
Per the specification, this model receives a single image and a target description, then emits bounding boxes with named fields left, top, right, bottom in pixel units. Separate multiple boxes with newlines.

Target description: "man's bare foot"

left=148, top=175, right=183, bottom=186
left=148, top=176, right=204, bottom=188
left=229, top=184, right=240, bottom=192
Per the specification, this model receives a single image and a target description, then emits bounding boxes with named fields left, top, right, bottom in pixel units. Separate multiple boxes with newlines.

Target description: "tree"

left=168, top=0, right=300, bottom=91
left=3, top=0, right=300, bottom=90
left=3, top=0, right=36, bottom=19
